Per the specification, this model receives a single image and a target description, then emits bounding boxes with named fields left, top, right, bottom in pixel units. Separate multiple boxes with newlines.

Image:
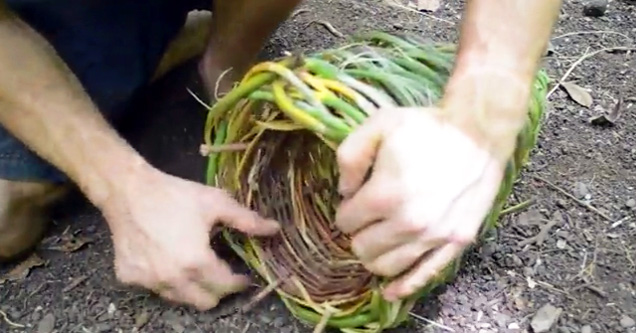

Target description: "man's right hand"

left=0, top=2, right=282, bottom=310
left=101, top=165, right=280, bottom=310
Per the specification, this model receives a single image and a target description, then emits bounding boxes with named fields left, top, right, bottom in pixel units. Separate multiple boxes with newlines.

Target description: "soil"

left=1, top=0, right=635, bottom=332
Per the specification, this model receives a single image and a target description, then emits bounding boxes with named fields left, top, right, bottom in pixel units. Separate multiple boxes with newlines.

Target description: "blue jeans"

left=1, top=0, right=208, bottom=183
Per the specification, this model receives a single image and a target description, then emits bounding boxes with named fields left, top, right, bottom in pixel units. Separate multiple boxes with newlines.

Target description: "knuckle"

left=193, top=295, right=219, bottom=311
left=350, top=237, right=367, bottom=260
left=366, top=262, right=396, bottom=278
left=399, top=216, right=427, bottom=234
left=336, top=145, right=356, bottom=168
left=369, top=188, right=400, bottom=209
left=114, top=265, right=138, bottom=286
left=449, top=231, right=476, bottom=245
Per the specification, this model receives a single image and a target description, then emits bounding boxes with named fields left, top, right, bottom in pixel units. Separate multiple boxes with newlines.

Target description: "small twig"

left=383, top=0, right=455, bottom=25
left=518, top=218, right=559, bottom=247
left=501, top=199, right=535, bottom=216
left=291, top=8, right=310, bottom=18
left=571, top=283, right=607, bottom=298
left=200, top=143, right=249, bottom=156
left=552, top=30, right=631, bottom=41
left=308, top=20, right=344, bottom=38
left=63, top=275, right=89, bottom=293
left=313, top=310, right=334, bottom=333
left=0, top=309, right=25, bottom=328
left=409, top=312, right=455, bottom=332
left=535, top=280, right=569, bottom=295
left=546, top=46, right=636, bottom=99
left=610, top=215, right=631, bottom=229
left=214, top=67, right=234, bottom=100
left=533, top=176, right=614, bottom=222
left=241, top=276, right=289, bottom=313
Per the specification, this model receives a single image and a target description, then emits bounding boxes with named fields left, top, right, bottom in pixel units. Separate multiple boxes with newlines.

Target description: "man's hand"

left=333, top=0, right=562, bottom=302
left=104, top=166, right=280, bottom=310
left=334, top=108, right=505, bottom=301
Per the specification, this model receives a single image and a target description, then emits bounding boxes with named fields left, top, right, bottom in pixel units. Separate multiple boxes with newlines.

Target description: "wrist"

left=440, top=66, right=533, bottom=163
left=78, top=144, right=154, bottom=213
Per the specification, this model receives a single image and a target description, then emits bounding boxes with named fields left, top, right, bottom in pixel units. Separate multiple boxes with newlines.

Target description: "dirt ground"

left=1, top=0, right=635, bottom=332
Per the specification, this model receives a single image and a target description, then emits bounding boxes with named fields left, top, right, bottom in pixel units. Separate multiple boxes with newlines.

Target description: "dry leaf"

left=0, top=253, right=45, bottom=284
left=561, top=81, right=593, bottom=107
left=49, top=235, right=92, bottom=253
left=417, top=0, right=441, bottom=11
left=590, top=95, right=623, bottom=126
left=46, top=229, right=92, bottom=253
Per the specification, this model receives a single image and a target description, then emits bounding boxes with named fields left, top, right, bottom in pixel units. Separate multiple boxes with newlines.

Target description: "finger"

left=210, top=190, right=281, bottom=236
left=336, top=111, right=395, bottom=198
left=350, top=219, right=416, bottom=262
left=335, top=177, right=401, bottom=234
left=382, top=242, right=465, bottom=302
left=175, top=279, right=221, bottom=311
left=365, top=240, right=441, bottom=278
left=186, top=249, right=251, bottom=300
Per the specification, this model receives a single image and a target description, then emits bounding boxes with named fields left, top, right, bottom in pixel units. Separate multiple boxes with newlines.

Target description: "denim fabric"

left=0, top=0, right=208, bottom=183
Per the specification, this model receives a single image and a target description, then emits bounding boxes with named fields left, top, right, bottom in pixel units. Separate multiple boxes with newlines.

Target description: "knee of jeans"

left=0, top=127, right=68, bottom=183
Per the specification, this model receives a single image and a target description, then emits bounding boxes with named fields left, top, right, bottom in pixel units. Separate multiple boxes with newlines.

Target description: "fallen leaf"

left=590, top=95, right=623, bottom=126
left=417, top=0, right=441, bottom=11
left=47, top=230, right=92, bottom=253
left=49, top=235, right=92, bottom=252
left=561, top=81, right=593, bottom=107
left=0, top=253, right=45, bottom=284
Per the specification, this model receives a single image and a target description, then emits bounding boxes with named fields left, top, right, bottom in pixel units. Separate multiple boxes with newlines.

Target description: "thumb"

left=336, top=111, right=395, bottom=198
left=207, top=189, right=281, bottom=236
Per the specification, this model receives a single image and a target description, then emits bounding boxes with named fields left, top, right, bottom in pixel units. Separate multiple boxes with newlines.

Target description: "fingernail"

left=259, top=218, right=281, bottom=235
left=382, top=288, right=399, bottom=302
left=338, top=183, right=353, bottom=198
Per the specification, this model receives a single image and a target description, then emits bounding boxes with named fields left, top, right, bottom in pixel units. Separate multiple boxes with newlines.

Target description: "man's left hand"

left=334, top=107, right=507, bottom=301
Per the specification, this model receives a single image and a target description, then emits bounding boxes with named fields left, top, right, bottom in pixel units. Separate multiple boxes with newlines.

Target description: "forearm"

left=441, top=0, right=562, bottom=162
left=0, top=5, right=150, bottom=208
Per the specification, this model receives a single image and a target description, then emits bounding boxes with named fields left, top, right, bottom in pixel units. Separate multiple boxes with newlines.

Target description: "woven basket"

left=201, top=31, right=549, bottom=332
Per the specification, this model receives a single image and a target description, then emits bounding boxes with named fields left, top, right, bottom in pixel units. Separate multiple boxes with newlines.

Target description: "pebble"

left=494, top=312, right=510, bottom=327
left=581, top=325, right=593, bottom=333
left=37, top=313, right=56, bottom=333
left=574, top=182, right=590, bottom=199
left=508, top=254, right=523, bottom=267
left=272, top=317, right=285, bottom=328
left=531, top=304, right=562, bottom=333
left=95, top=322, right=115, bottom=333
left=259, top=314, right=273, bottom=325
left=620, top=315, right=635, bottom=328
left=556, top=198, right=568, bottom=208
left=626, top=198, right=636, bottom=208
left=473, top=295, right=488, bottom=309
left=583, top=0, right=608, bottom=17
left=481, top=243, right=497, bottom=258
left=523, top=267, right=535, bottom=277
left=170, top=323, right=185, bottom=333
